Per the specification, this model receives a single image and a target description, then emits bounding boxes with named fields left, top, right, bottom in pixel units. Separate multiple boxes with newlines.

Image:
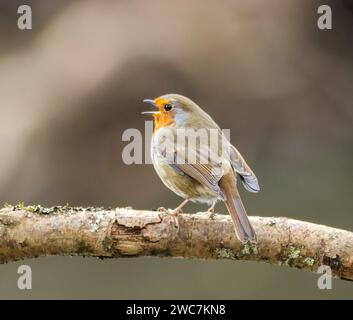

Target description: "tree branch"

left=0, top=205, right=352, bottom=281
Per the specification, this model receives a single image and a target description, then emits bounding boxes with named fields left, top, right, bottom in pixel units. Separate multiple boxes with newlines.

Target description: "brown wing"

left=153, top=128, right=225, bottom=200
left=229, top=144, right=260, bottom=193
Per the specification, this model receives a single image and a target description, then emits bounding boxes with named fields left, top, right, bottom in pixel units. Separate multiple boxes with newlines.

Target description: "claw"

left=207, top=210, right=216, bottom=220
left=168, top=209, right=180, bottom=229
left=157, top=199, right=189, bottom=231
left=207, top=201, right=217, bottom=219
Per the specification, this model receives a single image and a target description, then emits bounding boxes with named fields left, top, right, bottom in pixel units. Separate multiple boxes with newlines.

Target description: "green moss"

left=242, top=243, right=251, bottom=255
left=216, top=243, right=258, bottom=260
left=284, top=246, right=301, bottom=265
left=27, top=205, right=57, bottom=214
left=215, top=248, right=236, bottom=260
left=288, top=247, right=301, bottom=259
left=242, top=242, right=258, bottom=255
left=282, top=246, right=316, bottom=268
left=2, top=203, right=109, bottom=215
left=303, top=257, right=315, bottom=266
left=8, top=202, right=26, bottom=210
left=251, top=244, right=259, bottom=255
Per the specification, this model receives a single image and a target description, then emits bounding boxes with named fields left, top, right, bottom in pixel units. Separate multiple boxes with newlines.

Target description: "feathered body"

left=144, top=94, right=260, bottom=242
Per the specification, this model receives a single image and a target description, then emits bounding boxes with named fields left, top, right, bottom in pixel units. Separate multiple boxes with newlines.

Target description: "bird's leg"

left=169, top=199, right=189, bottom=216
left=207, top=200, right=217, bottom=220
left=167, top=199, right=189, bottom=230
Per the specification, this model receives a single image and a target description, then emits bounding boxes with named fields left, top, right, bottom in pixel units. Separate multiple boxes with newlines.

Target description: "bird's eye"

left=164, top=104, right=173, bottom=111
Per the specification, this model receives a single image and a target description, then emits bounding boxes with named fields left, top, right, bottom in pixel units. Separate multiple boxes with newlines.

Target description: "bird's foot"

left=156, top=207, right=180, bottom=229
left=206, top=202, right=217, bottom=220
left=206, top=209, right=216, bottom=220
left=168, top=208, right=182, bottom=229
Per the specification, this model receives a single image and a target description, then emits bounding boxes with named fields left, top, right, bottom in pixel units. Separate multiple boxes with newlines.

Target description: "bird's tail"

left=220, top=174, right=257, bottom=243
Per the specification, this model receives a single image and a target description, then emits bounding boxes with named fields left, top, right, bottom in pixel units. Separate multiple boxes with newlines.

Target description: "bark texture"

left=0, top=205, right=352, bottom=281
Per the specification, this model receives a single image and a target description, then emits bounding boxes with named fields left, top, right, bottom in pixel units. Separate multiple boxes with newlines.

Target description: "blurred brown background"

left=0, top=0, right=352, bottom=299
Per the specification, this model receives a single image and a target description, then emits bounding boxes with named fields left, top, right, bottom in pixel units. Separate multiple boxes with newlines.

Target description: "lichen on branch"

left=0, top=204, right=352, bottom=281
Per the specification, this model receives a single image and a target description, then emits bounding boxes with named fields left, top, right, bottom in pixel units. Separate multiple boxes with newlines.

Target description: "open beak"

left=142, top=99, right=159, bottom=115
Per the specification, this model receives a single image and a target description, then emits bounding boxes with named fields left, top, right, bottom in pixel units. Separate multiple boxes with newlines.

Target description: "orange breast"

left=154, top=112, right=175, bottom=132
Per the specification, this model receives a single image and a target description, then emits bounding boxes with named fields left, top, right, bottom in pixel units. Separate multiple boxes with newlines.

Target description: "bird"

left=142, top=94, right=260, bottom=242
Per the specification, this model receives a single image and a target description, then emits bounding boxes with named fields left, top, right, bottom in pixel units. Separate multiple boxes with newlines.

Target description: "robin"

left=143, top=94, right=259, bottom=242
